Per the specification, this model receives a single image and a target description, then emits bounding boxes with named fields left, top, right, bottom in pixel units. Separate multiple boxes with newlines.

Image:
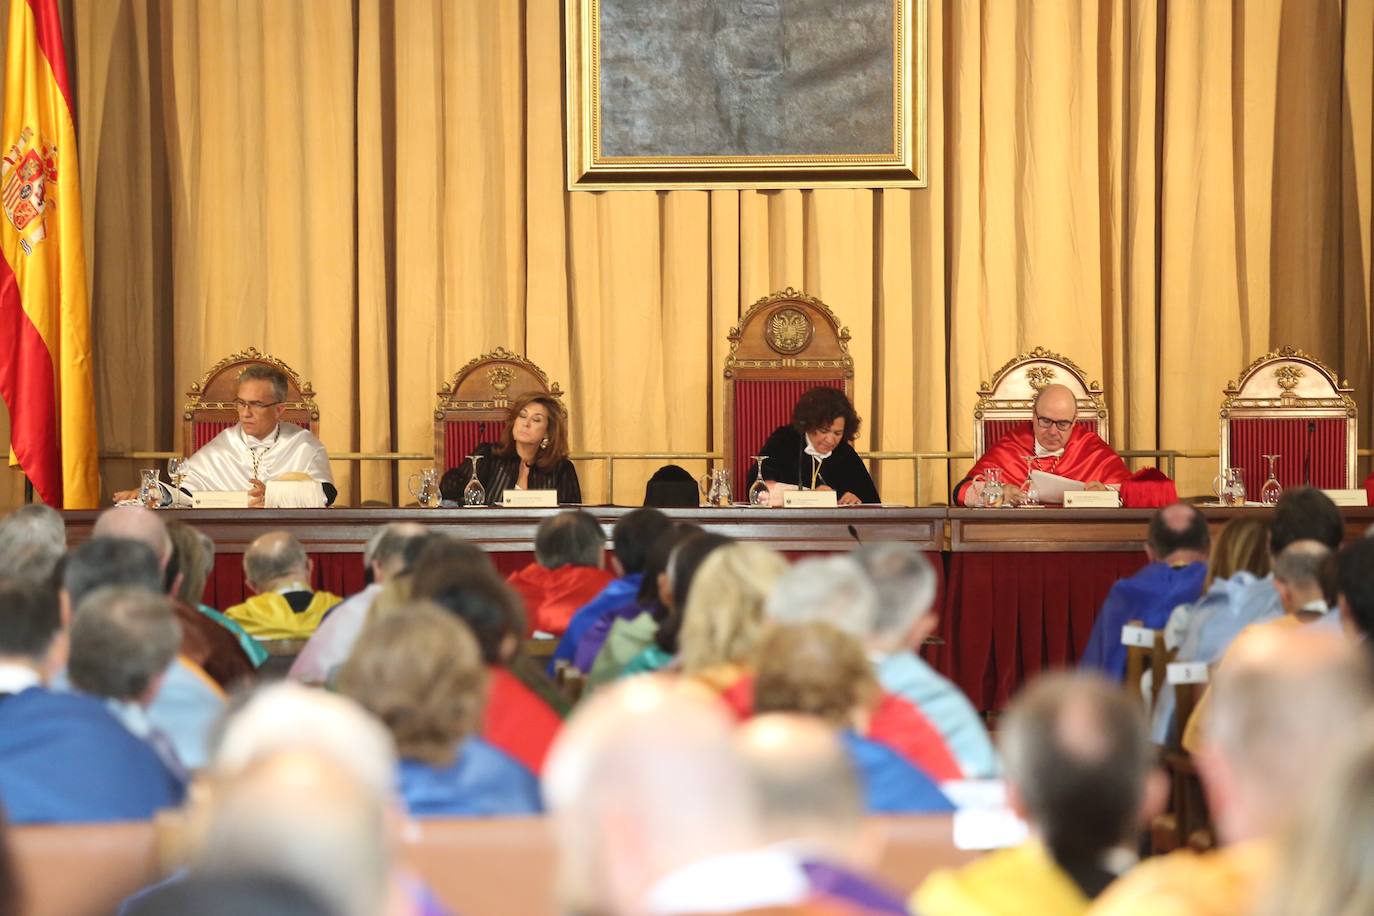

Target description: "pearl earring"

left=541, top=437, right=549, bottom=449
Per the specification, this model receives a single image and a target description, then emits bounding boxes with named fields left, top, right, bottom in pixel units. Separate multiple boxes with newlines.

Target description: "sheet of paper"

left=1029, top=469, right=1081, bottom=504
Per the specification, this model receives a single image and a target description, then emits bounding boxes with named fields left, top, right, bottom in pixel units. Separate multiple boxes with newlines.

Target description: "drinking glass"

left=747, top=456, right=770, bottom=507
left=1020, top=455, right=1041, bottom=507
left=139, top=468, right=162, bottom=509
left=975, top=467, right=1005, bottom=508
left=707, top=469, right=732, bottom=507
left=1212, top=467, right=1247, bottom=507
left=463, top=454, right=487, bottom=507
left=408, top=467, right=441, bottom=508
left=1260, top=455, right=1283, bottom=506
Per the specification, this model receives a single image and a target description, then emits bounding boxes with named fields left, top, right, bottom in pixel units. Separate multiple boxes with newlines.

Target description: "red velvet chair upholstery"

left=435, top=348, right=566, bottom=472
left=182, top=347, right=319, bottom=455
left=1219, top=347, right=1357, bottom=490
left=973, top=347, right=1108, bottom=460
left=724, top=288, right=855, bottom=501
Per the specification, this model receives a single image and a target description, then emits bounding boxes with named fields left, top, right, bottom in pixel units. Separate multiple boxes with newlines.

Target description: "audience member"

left=506, top=510, right=615, bottom=635
left=753, top=622, right=953, bottom=814
left=584, top=522, right=699, bottom=687
left=1091, top=628, right=1374, bottom=915
left=917, top=673, right=1162, bottom=915
left=126, top=874, right=340, bottom=916
left=289, top=521, right=427, bottom=684
left=225, top=531, right=341, bottom=640
left=760, top=555, right=963, bottom=781
left=62, top=538, right=226, bottom=769
left=0, top=578, right=185, bottom=823
left=549, top=507, right=672, bottom=673
left=1333, top=536, right=1374, bottom=646
left=0, top=503, right=65, bottom=585
left=1079, top=504, right=1209, bottom=678
left=94, top=507, right=254, bottom=687
left=68, top=586, right=188, bottom=780
left=853, top=543, right=998, bottom=778
left=735, top=714, right=910, bottom=914
left=621, top=531, right=733, bottom=677
left=339, top=604, right=542, bottom=816
left=678, top=542, right=788, bottom=692
left=167, top=520, right=266, bottom=667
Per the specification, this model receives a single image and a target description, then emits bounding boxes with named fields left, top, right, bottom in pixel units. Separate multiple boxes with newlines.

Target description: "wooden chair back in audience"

left=183, top=347, right=320, bottom=454
left=723, top=288, right=855, bottom=501
left=434, top=348, right=566, bottom=473
left=973, top=347, right=1108, bottom=460
left=1218, top=346, right=1358, bottom=490
left=1122, top=620, right=1172, bottom=711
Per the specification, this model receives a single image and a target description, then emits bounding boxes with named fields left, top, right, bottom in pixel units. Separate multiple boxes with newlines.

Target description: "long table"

left=62, top=506, right=1374, bottom=711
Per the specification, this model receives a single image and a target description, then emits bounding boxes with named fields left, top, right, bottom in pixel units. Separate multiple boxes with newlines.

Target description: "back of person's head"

left=1146, top=503, right=1210, bottom=560
left=636, top=523, right=700, bottom=611
left=543, top=676, right=759, bottom=915
left=63, top=538, right=163, bottom=608
left=125, top=873, right=339, bottom=916
left=399, top=530, right=448, bottom=573
left=409, top=541, right=524, bottom=662
left=0, top=503, right=65, bottom=585
left=734, top=714, right=865, bottom=863
left=764, top=555, right=879, bottom=644
left=1337, top=538, right=1374, bottom=641
left=364, top=522, right=427, bottom=581
left=0, top=577, right=62, bottom=668
left=1205, top=517, right=1272, bottom=589
left=998, top=673, right=1153, bottom=872
left=753, top=622, right=879, bottom=728
left=611, top=508, right=672, bottom=576
left=167, top=520, right=214, bottom=608
left=419, top=583, right=516, bottom=665
left=852, top=543, right=938, bottom=653
left=1203, top=628, right=1374, bottom=844
left=534, top=511, right=606, bottom=570
left=1270, top=487, right=1344, bottom=553
left=678, top=543, right=788, bottom=674
left=92, top=506, right=172, bottom=565
left=243, top=532, right=308, bottom=590
left=1272, top=540, right=1333, bottom=613
left=68, top=587, right=180, bottom=703
left=338, top=604, right=485, bottom=767
left=654, top=532, right=734, bottom=655
left=1256, top=721, right=1374, bottom=916
left=194, top=750, right=389, bottom=916
left=407, top=536, right=497, bottom=598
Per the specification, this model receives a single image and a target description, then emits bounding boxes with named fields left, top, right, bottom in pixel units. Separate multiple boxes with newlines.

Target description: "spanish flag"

left=0, top=0, right=97, bottom=508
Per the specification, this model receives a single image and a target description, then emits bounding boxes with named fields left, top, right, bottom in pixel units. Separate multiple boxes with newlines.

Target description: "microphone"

left=847, top=524, right=862, bottom=544
left=1304, top=420, right=1316, bottom=487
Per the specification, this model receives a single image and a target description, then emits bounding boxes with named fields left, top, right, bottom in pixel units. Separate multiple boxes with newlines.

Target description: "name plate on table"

left=502, top=489, right=559, bottom=508
left=1167, top=661, right=1209, bottom=685
left=191, top=491, right=250, bottom=509
left=1120, top=625, right=1157, bottom=648
left=783, top=490, right=839, bottom=509
left=1322, top=489, right=1370, bottom=507
left=1063, top=490, right=1121, bottom=509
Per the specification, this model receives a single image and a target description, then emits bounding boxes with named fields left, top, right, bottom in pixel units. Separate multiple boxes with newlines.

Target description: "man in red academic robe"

left=955, top=384, right=1131, bottom=506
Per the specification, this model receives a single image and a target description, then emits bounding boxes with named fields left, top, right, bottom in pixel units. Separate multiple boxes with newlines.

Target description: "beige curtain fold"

left=0, top=0, right=1368, bottom=508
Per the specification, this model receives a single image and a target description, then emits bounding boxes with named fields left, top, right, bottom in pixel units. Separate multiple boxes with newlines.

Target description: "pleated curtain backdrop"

left=0, top=0, right=1368, bottom=507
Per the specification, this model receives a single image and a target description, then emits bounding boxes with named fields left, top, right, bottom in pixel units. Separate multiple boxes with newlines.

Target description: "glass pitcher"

left=408, top=467, right=441, bottom=508
left=139, top=468, right=163, bottom=509
left=700, top=468, right=732, bottom=507
left=1212, top=467, right=1247, bottom=507
left=974, top=467, right=1006, bottom=508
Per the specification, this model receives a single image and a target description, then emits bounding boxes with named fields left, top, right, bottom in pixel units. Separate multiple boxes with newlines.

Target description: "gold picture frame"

left=565, top=0, right=927, bottom=191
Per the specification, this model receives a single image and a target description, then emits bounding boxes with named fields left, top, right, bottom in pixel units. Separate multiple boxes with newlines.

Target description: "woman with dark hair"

left=441, top=393, right=581, bottom=506
left=749, top=387, right=879, bottom=505
left=620, top=532, right=734, bottom=677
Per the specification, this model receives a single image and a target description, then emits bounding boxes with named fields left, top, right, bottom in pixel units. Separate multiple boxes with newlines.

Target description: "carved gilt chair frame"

left=182, top=347, right=319, bottom=454
left=434, top=347, right=566, bottom=471
left=972, top=347, right=1108, bottom=460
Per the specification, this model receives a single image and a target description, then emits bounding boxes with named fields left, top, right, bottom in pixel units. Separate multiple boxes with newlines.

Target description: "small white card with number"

left=1167, top=661, right=1209, bottom=685
left=1063, top=490, right=1121, bottom=508
left=783, top=489, right=839, bottom=509
left=502, top=489, right=558, bottom=508
left=191, top=490, right=250, bottom=509
left=1120, top=625, right=1157, bottom=648
left=1322, top=489, right=1369, bottom=507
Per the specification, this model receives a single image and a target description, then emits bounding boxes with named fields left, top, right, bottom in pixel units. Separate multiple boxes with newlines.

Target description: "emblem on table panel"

left=487, top=366, right=515, bottom=397
left=1026, top=366, right=1057, bottom=391
left=765, top=307, right=814, bottom=356
left=1, top=126, right=57, bottom=256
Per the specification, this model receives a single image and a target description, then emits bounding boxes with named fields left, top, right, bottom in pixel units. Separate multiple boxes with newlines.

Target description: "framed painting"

left=565, top=0, right=927, bottom=190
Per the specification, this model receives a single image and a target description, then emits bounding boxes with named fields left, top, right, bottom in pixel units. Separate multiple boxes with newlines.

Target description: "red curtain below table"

left=935, top=551, right=1149, bottom=713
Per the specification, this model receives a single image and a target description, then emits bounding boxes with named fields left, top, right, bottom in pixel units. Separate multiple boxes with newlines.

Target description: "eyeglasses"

left=233, top=399, right=282, bottom=412
left=1034, top=415, right=1074, bottom=432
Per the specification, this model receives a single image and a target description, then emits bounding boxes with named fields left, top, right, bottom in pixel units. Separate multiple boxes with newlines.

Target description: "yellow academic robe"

left=1086, top=841, right=1271, bottom=916
left=225, top=591, right=342, bottom=641
left=914, top=841, right=1091, bottom=916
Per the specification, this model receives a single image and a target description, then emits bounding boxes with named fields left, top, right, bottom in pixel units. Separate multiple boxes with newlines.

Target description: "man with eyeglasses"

left=116, top=365, right=335, bottom=507
left=954, top=384, right=1130, bottom=507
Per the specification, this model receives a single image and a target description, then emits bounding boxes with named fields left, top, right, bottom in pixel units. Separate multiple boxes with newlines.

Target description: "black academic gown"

left=749, top=425, right=880, bottom=504
left=440, top=442, right=582, bottom=506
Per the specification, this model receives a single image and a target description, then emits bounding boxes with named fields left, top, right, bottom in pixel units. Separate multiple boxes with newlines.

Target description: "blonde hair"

left=337, top=603, right=487, bottom=767
left=678, top=543, right=788, bottom=675
left=753, top=622, right=880, bottom=726
left=167, top=520, right=214, bottom=607
left=1205, top=517, right=1271, bottom=590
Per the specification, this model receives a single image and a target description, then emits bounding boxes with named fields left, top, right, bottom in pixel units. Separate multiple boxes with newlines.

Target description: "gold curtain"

left=0, top=0, right=1369, bottom=508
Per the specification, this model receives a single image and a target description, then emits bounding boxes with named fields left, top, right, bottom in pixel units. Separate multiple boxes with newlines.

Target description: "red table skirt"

left=931, top=551, right=1148, bottom=712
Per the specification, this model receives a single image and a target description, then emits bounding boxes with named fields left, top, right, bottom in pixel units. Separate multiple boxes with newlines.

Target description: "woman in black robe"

left=440, top=393, right=581, bottom=506
left=749, top=387, right=880, bottom=505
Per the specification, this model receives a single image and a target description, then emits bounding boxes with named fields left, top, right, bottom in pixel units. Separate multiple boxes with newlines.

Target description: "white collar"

left=274, top=582, right=313, bottom=596
left=104, top=698, right=154, bottom=738
left=240, top=424, right=283, bottom=449
left=803, top=432, right=832, bottom=461
left=0, top=662, right=42, bottom=695
left=1300, top=599, right=1332, bottom=616
left=1034, top=439, right=1065, bottom=459
left=642, top=848, right=808, bottom=915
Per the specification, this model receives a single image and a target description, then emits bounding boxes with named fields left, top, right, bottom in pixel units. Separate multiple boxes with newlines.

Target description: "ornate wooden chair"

left=182, top=347, right=319, bottom=454
left=434, top=347, right=566, bottom=472
left=973, top=347, right=1108, bottom=459
left=1219, top=346, right=1357, bottom=490
left=723, top=288, right=854, bottom=501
